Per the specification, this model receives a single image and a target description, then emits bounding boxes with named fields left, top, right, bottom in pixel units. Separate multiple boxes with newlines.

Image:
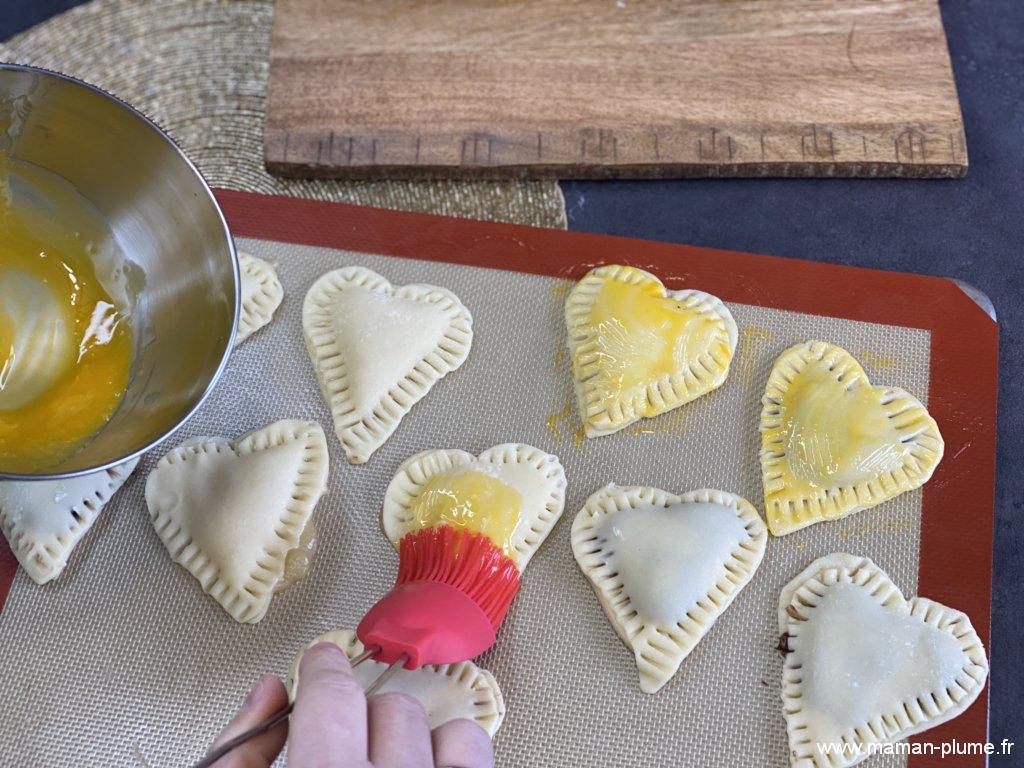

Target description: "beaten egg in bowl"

left=0, top=156, right=133, bottom=473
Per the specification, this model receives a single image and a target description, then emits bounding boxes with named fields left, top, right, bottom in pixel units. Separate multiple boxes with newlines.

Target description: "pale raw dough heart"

left=303, top=266, right=473, bottom=464
left=382, top=443, right=566, bottom=571
left=287, top=630, right=506, bottom=737
left=760, top=341, right=944, bottom=536
left=145, top=420, right=328, bottom=623
left=235, top=252, right=284, bottom=345
left=572, top=485, right=767, bottom=693
left=779, top=554, right=988, bottom=767
left=565, top=264, right=737, bottom=438
left=0, top=458, right=138, bottom=584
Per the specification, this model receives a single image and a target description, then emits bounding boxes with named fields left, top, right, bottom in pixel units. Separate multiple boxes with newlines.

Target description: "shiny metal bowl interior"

left=0, top=64, right=238, bottom=480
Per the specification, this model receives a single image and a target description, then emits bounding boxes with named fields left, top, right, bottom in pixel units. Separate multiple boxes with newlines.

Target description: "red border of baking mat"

left=1, top=189, right=998, bottom=766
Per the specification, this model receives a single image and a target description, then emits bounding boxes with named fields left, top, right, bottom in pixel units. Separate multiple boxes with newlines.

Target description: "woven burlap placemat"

left=0, top=0, right=567, bottom=227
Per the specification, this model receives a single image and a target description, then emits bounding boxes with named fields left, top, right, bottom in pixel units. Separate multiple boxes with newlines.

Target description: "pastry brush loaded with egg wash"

left=0, top=160, right=132, bottom=473
left=362, top=443, right=568, bottom=668
left=359, top=470, right=524, bottom=667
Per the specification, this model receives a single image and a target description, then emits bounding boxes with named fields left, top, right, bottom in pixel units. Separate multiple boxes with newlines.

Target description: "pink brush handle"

left=357, top=580, right=496, bottom=668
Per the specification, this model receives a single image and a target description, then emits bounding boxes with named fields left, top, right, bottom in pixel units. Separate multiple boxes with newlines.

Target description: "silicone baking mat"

left=0, top=190, right=997, bottom=768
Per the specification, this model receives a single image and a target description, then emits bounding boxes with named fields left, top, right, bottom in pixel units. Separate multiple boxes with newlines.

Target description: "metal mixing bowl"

left=0, top=64, right=238, bottom=480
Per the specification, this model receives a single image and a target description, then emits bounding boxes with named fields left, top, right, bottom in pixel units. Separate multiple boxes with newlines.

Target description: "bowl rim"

left=0, top=62, right=240, bottom=482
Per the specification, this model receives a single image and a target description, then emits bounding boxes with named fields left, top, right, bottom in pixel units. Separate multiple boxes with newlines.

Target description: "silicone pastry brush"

left=357, top=523, right=521, bottom=667
left=192, top=524, right=521, bottom=768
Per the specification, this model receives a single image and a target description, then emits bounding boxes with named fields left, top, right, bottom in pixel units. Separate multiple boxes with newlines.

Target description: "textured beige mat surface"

left=0, top=237, right=929, bottom=767
left=0, top=0, right=566, bottom=227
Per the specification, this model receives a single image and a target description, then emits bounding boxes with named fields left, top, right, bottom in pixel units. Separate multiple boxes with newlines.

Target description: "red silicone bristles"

left=396, top=525, right=521, bottom=632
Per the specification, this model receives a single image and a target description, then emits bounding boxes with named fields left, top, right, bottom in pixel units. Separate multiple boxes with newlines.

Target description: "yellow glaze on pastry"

left=771, top=361, right=909, bottom=489
left=760, top=341, right=943, bottom=536
left=408, top=470, right=523, bottom=555
left=565, top=265, right=737, bottom=437
left=588, top=275, right=731, bottom=416
left=0, top=205, right=131, bottom=473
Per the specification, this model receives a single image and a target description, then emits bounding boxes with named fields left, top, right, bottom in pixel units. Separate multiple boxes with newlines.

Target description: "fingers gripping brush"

left=192, top=524, right=520, bottom=767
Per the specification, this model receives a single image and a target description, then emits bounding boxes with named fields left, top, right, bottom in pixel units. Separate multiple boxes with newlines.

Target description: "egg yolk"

left=0, top=220, right=132, bottom=473
left=769, top=360, right=908, bottom=492
left=588, top=273, right=730, bottom=416
left=408, top=470, right=523, bottom=556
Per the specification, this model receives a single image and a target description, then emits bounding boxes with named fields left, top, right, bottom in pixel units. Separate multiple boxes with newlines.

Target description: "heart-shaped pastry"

left=235, top=252, right=284, bottom=345
left=779, top=554, right=988, bottom=767
left=382, top=443, right=566, bottom=571
left=0, top=458, right=138, bottom=584
left=287, top=629, right=506, bottom=737
left=572, top=485, right=767, bottom=693
left=145, top=420, right=328, bottom=623
left=760, top=341, right=944, bottom=536
left=303, top=266, right=473, bottom=464
left=565, top=264, right=737, bottom=438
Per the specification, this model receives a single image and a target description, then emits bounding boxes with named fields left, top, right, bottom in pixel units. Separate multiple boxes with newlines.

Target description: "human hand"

left=207, top=642, right=495, bottom=767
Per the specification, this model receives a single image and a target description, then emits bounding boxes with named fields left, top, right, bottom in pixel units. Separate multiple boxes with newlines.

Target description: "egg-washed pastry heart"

left=760, top=341, right=943, bottom=536
left=145, top=420, right=328, bottom=623
left=565, top=264, right=737, bottom=438
left=382, top=443, right=566, bottom=572
left=779, top=554, right=988, bottom=767
left=0, top=458, right=138, bottom=584
left=303, top=266, right=473, bottom=464
left=572, top=485, right=766, bottom=693
left=287, top=630, right=506, bottom=737
left=235, top=252, right=284, bottom=345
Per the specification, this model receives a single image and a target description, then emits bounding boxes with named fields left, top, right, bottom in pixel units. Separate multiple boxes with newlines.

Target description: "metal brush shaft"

left=363, top=653, right=411, bottom=697
left=192, top=700, right=294, bottom=768
left=191, top=646, right=379, bottom=768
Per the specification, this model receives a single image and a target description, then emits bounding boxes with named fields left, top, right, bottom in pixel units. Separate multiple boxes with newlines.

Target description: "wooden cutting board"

left=265, top=0, right=966, bottom=180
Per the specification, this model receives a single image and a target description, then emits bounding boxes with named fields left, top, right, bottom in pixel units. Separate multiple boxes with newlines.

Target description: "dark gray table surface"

left=4, top=0, right=1021, bottom=763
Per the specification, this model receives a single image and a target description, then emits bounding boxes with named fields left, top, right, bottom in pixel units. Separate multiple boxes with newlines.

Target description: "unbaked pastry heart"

left=287, top=629, right=506, bottom=737
left=303, top=266, right=473, bottom=464
left=572, top=485, right=767, bottom=693
left=565, top=264, right=737, bottom=438
left=382, top=443, right=566, bottom=571
left=779, top=554, right=988, bottom=767
left=760, top=341, right=943, bottom=536
left=235, top=252, right=284, bottom=345
left=145, top=420, right=328, bottom=623
left=0, top=458, right=138, bottom=584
